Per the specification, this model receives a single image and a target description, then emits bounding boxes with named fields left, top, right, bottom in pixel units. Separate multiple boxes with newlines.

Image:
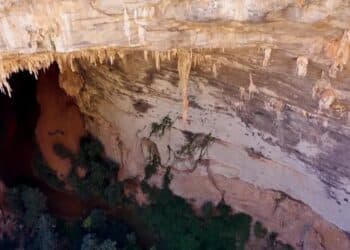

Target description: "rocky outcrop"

left=60, top=49, right=350, bottom=249
left=0, top=0, right=349, bottom=93
left=0, top=0, right=350, bottom=249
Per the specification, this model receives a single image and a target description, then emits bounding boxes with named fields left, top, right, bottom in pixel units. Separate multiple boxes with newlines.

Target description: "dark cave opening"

left=0, top=71, right=40, bottom=184
left=0, top=66, right=89, bottom=219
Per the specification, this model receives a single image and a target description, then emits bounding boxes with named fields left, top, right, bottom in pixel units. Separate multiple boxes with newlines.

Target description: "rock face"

left=1, top=0, right=350, bottom=249
left=64, top=50, right=350, bottom=249
left=0, top=0, right=349, bottom=91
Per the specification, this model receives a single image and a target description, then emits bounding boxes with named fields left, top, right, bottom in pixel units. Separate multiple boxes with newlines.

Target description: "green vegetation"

left=267, top=232, right=294, bottom=250
left=30, top=214, right=58, bottom=250
left=150, top=115, right=173, bottom=137
left=201, top=201, right=215, bottom=218
left=6, top=186, right=57, bottom=249
left=1, top=134, right=294, bottom=250
left=254, top=221, right=268, bottom=238
left=52, top=135, right=124, bottom=205
left=81, top=234, right=117, bottom=250
left=175, top=132, right=215, bottom=172
left=177, top=132, right=214, bottom=159
left=139, top=183, right=252, bottom=250
left=5, top=186, right=140, bottom=250
left=7, top=186, right=47, bottom=228
left=144, top=154, right=161, bottom=180
left=83, top=209, right=107, bottom=231
left=35, top=152, right=65, bottom=189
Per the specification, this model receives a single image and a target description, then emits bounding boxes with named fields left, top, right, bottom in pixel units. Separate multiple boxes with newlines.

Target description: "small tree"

left=31, top=214, right=57, bottom=250
left=83, top=209, right=107, bottom=231
left=81, top=234, right=117, bottom=250
left=201, top=201, right=214, bottom=218
left=21, top=187, right=47, bottom=228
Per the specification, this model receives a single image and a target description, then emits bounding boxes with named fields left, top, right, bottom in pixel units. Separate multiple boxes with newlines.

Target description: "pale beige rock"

left=1, top=0, right=350, bottom=248
left=0, top=0, right=349, bottom=91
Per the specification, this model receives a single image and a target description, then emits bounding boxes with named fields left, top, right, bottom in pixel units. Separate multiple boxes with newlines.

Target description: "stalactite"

left=138, top=25, right=146, bottom=45
left=167, top=51, right=171, bottom=61
left=134, top=9, right=138, bottom=20
left=248, top=73, right=258, bottom=100
left=107, top=50, right=116, bottom=65
left=0, top=78, right=11, bottom=97
left=296, top=56, right=308, bottom=77
left=160, top=52, right=168, bottom=62
left=142, top=7, right=148, bottom=18
left=262, top=48, right=272, bottom=67
left=155, top=51, right=161, bottom=71
left=239, top=87, right=245, bottom=100
left=0, top=47, right=211, bottom=97
left=144, top=50, right=149, bottom=62
left=212, top=63, right=217, bottom=78
left=177, top=50, right=192, bottom=122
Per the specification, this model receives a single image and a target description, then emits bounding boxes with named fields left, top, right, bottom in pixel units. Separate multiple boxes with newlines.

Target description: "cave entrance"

left=0, top=71, right=39, bottom=184
left=0, top=65, right=88, bottom=219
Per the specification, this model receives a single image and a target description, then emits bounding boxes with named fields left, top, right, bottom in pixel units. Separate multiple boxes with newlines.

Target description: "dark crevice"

left=0, top=71, right=39, bottom=184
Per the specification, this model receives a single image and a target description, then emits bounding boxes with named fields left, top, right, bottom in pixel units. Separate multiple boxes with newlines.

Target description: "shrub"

left=7, top=186, right=47, bottom=228
left=103, top=182, right=124, bottom=206
left=150, top=115, right=173, bottom=137
left=83, top=210, right=107, bottom=231
left=31, top=214, right=58, bottom=250
left=267, top=232, right=294, bottom=250
left=81, top=234, right=117, bottom=250
left=162, top=167, right=173, bottom=189
left=216, top=199, right=232, bottom=216
left=35, top=153, right=65, bottom=189
left=144, top=154, right=160, bottom=180
left=201, top=201, right=214, bottom=218
left=53, top=143, right=73, bottom=159
left=140, top=183, right=252, bottom=250
left=6, top=187, right=23, bottom=215
left=21, top=187, right=47, bottom=228
left=53, top=135, right=121, bottom=205
left=254, top=221, right=268, bottom=238
left=79, top=136, right=105, bottom=162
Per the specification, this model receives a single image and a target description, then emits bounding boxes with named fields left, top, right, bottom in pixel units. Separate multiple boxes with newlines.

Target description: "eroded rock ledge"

left=0, top=0, right=349, bottom=93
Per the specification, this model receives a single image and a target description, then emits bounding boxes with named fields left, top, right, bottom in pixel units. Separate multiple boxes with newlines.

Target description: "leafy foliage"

left=201, top=201, right=214, bottom=218
left=3, top=135, right=293, bottom=250
left=254, top=221, right=268, bottom=238
left=177, top=132, right=214, bottom=158
left=150, top=115, right=173, bottom=137
left=7, top=186, right=47, bottom=228
left=81, top=234, right=116, bottom=250
left=162, top=167, right=173, bottom=189
left=35, top=152, right=65, bottom=189
left=21, top=187, right=47, bottom=228
left=83, top=210, right=107, bottom=232
left=139, top=184, right=252, bottom=250
left=52, top=135, right=122, bottom=204
left=144, top=154, right=160, bottom=180
left=30, top=214, right=58, bottom=250
left=267, top=232, right=294, bottom=250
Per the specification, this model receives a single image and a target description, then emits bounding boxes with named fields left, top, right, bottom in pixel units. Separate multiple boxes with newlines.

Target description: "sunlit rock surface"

left=1, top=0, right=350, bottom=249
left=66, top=49, right=350, bottom=249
